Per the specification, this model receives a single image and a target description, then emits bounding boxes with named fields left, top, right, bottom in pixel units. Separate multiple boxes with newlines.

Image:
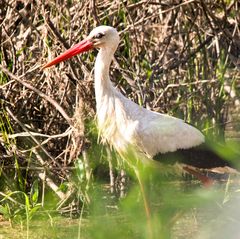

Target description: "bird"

left=43, top=26, right=237, bottom=218
left=42, top=25, right=235, bottom=172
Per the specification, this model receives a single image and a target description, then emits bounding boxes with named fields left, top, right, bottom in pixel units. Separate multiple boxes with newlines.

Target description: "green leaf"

left=30, top=180, right=39, bottom=206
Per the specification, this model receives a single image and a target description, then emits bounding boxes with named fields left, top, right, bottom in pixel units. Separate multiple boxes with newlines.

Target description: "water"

left=1, top=179, right=240, bottom=239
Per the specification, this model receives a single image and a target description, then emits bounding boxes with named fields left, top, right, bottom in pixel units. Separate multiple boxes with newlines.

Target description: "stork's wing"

left=137, top=111, right=205, bottom=157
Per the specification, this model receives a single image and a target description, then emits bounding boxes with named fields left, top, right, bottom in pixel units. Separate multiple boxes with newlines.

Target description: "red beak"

left=42, top=39, right=93, bottom=69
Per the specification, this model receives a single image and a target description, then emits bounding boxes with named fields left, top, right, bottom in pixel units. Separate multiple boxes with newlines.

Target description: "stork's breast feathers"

left=136, top=113, right=205, bottom=157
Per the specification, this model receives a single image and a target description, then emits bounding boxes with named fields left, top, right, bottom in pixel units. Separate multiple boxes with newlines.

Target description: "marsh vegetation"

left=1, top=1, right=240, bottom=238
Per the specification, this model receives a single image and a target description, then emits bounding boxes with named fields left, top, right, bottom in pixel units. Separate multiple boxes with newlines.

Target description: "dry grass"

left=0, top=0, right=240, bottom=205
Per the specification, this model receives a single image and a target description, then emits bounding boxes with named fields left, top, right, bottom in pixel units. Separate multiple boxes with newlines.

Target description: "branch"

left=0, top=64, right=73, bottom=126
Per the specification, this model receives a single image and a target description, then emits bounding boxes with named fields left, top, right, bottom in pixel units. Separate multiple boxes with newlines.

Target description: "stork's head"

left=43, top=26, right=119, bottom=69
left=88, top=26, right=119, bottom=49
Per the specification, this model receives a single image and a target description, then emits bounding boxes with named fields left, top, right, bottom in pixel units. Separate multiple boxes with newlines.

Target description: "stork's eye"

left=94, top=32, right=105, bottom=39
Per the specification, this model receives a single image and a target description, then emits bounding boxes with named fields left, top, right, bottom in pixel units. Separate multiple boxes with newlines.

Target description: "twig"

left=92, top=0, right=100, bottom=25
left=0, top=127, right=72, bottom=139
left=6, top=107, right=56, bottom=164
left=0, top=64, right=73, bottom=126
left=153, top=79, right=218, bottom=107
left=38, top=172, right=67, bottom=200
left=43, top=14, right=80, bottom=80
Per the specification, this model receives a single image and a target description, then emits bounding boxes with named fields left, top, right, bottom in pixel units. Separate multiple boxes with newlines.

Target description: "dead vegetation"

left=0, top=0, right=240, bottom=205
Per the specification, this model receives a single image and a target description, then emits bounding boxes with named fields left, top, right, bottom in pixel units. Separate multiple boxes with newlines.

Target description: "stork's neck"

left=94, top=47, right=116, bottom=111
left=94, top=46, right=132, bottom=151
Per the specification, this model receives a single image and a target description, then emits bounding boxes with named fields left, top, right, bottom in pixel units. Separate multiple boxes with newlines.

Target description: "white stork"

left=43, top=26, right=235, bottom=185
left=43, top=25, right=236, bottom=226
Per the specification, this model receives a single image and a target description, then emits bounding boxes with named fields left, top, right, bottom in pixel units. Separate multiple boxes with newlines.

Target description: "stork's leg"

left=183, top=166, right=214, bottom=187
left=134, top=168, right=153, bottom=238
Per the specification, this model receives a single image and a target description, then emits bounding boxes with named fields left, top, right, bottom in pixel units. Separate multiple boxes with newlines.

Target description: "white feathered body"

left=43, top=25, right=234, bottom=174
left=94, top=47, right=205, bottom=158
